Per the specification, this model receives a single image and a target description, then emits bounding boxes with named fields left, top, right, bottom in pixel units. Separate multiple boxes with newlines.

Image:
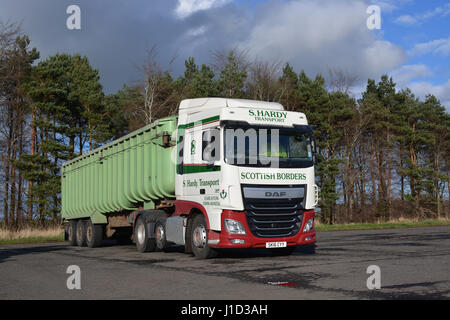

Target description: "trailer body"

left=62, top=116, right=177, bottom=223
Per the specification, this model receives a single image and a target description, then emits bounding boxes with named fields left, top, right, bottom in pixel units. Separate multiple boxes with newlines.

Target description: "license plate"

left=266, top=241, right=287, bottom=248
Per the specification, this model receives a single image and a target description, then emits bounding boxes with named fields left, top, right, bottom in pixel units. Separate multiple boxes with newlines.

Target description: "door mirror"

left=312, top=136, right=318, bottom=165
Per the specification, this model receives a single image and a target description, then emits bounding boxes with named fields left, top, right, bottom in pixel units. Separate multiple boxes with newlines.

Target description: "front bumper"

left=207, top=209, right=316, bottom=248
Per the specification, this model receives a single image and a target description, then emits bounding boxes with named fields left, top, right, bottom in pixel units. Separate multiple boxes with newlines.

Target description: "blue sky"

left=0, top=0, right=449, bottom=109
left=381, top=0, right=450, bottom=86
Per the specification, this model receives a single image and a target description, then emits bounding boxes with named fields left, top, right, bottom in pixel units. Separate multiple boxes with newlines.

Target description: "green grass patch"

left=315, top=219, right=450, bottom=232
left=0, top=233, right=64, bottom=245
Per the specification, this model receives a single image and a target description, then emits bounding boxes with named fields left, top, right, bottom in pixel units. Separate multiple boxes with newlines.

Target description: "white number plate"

left=265, top=241, right=287, bottom=248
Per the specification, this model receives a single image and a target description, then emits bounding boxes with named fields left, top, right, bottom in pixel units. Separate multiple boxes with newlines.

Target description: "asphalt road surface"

left=1, top=226, right=449, bottom=300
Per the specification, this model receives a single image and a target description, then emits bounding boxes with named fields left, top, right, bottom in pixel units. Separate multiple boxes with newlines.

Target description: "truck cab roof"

left=179, top=98, right=284, bottom=116
left=178, top=98, right=308, bottom=127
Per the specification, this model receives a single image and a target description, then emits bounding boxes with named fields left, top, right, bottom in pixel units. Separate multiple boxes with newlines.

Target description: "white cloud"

left=174, top=0, right=231, bottom=19
left=370, top=0, right=413, bottom=13
left=407, top=80, right=450, bottom=111
left=422, top=3, right=450, bottom=19
left=387, top=65, right=449, bottom=111
left=236, top=0, right=406, bottom=82
left=363, top=41, right=406, bottom=75
left=394, top=15, right=417, bottom=25
left=185, top=26, right=207, bottom=37
left=394, top=3, right=450, bottom=26
left=389, top=64, right=433, bottom=85
left=408, top=36, right=450, bottom=56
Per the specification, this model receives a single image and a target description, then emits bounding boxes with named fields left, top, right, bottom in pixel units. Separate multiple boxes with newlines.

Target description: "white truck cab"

left=169, top=98, right=318, bottom=257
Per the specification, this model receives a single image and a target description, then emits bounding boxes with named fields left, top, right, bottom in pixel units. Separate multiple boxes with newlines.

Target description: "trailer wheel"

left=76, top=220, right=87, bottom=247
left=86, top=220, right=103, bottom=248
left=67, top=220, right=78, bottom=246
left=134, top=217, right=156, bottom=253
left=191, top=215, right=217, bottom=259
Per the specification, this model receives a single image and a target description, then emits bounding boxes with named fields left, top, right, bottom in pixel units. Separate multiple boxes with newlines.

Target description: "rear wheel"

left=191, top=215, right=217, bottom=259
left=134, top=217, right=157, bottom=253
left=155, top=219, right=170, bottom=251
left=67, top=220, right=77, bottom=246
left=86, top=220, right=103, bottom=248
left=76, top=220, right=87, bottom=247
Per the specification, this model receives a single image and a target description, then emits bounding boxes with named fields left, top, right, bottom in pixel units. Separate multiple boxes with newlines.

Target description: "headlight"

left=224, top=219, right=246, bottom=235
left=303, top=218, right=314, bottom=233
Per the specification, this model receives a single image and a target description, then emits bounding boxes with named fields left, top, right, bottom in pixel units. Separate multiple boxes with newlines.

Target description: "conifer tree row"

left=1, top=29, right=449, bottom=228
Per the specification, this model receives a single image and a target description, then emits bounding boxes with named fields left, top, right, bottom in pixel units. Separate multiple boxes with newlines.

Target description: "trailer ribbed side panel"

left=61, top=116, right=177, bottom=220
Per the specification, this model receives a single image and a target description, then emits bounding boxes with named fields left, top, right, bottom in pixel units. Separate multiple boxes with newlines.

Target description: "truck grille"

left=242, top=185, right=305, bottom=238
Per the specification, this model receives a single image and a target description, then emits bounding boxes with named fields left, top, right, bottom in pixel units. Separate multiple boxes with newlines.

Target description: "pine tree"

left=181, top=58, right=218, bottom=98
left=17, top=54, right=106, bottom=225
left=217, top=51, right=247, bottom=98
left=297, top=71, right=342, bottom=224
left=278, top=63, right=299, bottom=111
left=393, top=89, right=428, bottom=216
left=420, top=95, right=449, bottom=217
left=359, top=75, right=397, bottom=220
left=1, top=34, right=39, bottom=228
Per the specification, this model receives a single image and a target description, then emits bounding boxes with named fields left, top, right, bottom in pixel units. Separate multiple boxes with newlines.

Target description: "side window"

left=177, top=134, right=184, bottom=175
left=202, top=128, right=220, bottom=162
left=178, top=135, right=184, bottom=159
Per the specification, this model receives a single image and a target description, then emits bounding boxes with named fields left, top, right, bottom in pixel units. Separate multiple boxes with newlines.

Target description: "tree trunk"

left=3, top=107, right=13, bottom=228
left=17, top=120, right=24, bottom=227
left=27, top=105, right=37, bottom=222
left=3, top=159, right=10, bottom=228
left=369, top=138, right=377, bottom=207
left=409, top=138, right=420, bottom=214
left=9, top=123, right=17, bottom=228
left=386, top=128, right=392, bottom=220
left=433, top=141, right=440, bottom=218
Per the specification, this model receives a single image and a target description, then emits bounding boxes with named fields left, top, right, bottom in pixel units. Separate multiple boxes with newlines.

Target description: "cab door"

left=182, top=126, right=221, bottom=198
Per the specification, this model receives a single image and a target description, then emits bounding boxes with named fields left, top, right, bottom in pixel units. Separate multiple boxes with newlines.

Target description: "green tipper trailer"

left=62, top=115, right=177, bottom=225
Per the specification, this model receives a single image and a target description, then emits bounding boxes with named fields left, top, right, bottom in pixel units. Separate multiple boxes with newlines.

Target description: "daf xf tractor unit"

left=62, top=98, right=318, bottom=259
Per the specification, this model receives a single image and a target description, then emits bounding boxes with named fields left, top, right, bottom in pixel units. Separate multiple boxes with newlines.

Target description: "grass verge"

left=315, top=218, right=450, bottom=232
left=0, top=227, right=64, bottom=245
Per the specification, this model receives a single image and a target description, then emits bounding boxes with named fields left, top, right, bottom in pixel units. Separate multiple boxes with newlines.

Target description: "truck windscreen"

left=224, top=126, right=315, bottom=168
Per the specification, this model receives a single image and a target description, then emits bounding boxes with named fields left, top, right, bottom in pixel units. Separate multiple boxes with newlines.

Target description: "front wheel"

left=191, top=215, right=217, bottom=259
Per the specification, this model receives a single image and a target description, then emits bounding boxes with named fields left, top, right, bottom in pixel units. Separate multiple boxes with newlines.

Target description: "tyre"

left=270, top=246, right=296, bottom=256
left=76, top=220, right=87, bottom=247
left=155, top=218, right=170, bottom=251
left=67, top=220, right=78, bottom=246
left=191, top=214, right=217, bottom=259
left=134, top=217, right=157, bottom=253
left=86, top=220, right=103, bottom=248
